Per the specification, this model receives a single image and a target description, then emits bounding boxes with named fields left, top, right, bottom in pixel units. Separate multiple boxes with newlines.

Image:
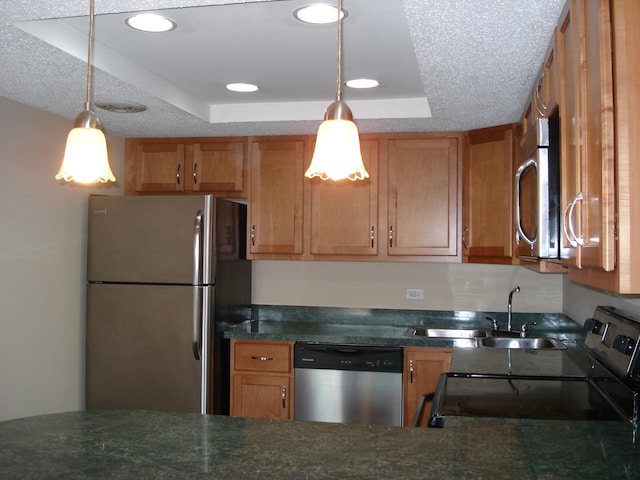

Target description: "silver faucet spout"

left=507, top=285, right=520, bottom=332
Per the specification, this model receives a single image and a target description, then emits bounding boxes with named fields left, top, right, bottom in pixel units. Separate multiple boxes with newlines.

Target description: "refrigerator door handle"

left=192, top=210, right=204, bottom=360
left=193, top=210, right=204, bottom=285
left=192, top=286, right=203, bottom=361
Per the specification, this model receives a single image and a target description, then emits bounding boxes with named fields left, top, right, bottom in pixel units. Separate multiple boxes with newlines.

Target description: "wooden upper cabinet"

left=386, top=136, right=460, bottom=258
left=130, top=142, right=185, bottom=193
left=248, top=137, right=305, bottom=257
left=125, top=138, right=247, bottom=196
left=189, top=140, right=245, bottom=194
left=570, top=0, right=640, bottom=293
left=309, top=139, right=379, bottom=256
left=463, top=124, right=516, bottom=264
left=557, top=0, right=615, bottom=272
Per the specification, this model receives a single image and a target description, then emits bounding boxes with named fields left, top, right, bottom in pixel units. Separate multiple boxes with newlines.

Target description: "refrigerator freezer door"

left=87, top=195, right=214, bottom=285
left=86, top=283, right=210, bottom=413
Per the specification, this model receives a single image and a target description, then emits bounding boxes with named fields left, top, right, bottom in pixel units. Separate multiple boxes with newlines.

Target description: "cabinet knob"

left=282, top=385, right=287, bottom=409
left=193, top=163, right=198, bottom=184
left=371, top=226, right=375, bottom=248
left=251, top=225, right=256, bottom=247
left=176, top=164, right=181, bottom=185
left=409, top=359, right=414, bottom=383
left=389, top=226, right=394, bottom=248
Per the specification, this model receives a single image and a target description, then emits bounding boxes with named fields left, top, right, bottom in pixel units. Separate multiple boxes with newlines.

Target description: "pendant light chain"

left=335, top=0, right=343, bottom=103
left=84, top=0, right=95, bottom=111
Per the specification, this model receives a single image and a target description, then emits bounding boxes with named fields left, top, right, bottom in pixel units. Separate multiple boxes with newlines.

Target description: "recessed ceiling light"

left=125, top=13, right=176, bottom=33
left=346, top=79, right=380, bottom=89
left=226, top=83, right=259, bottom=93
left=294, top=4, right=346, bottom=24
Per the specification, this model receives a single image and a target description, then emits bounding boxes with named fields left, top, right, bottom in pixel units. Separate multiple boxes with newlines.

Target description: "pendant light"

left=304, top=0, right=368, bottom=182
left=55, top=0, right=115, bottom=184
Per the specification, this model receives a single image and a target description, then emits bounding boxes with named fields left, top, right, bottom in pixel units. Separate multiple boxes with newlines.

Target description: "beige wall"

left=252, top=261, right=564, bottom=313
left=0, top=97, right=124, bottom=421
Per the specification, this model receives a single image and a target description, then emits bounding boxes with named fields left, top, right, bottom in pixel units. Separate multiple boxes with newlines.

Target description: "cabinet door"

left=557, top=0, right=582, bottom=267
left=310, top=140, right=379, bottom=255
left=231, top=374, right=291, bottom=420
left=558, top=0, right=615, bottom=271
left=403, top=348, right=452, bottom=427
left=189, top=140, right=246, bottom=195
left=463, top=125, right=515, bottom=264
left=133, top=143, right=185, bottom=192
left=387, top=138, right=459, bottom=257
left=574, top=0, right=615, bottom=271
left=248, top=138, right=305, bottom=255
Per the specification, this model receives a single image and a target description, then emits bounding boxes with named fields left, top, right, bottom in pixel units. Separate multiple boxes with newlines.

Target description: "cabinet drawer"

left=232, top=341, right=292, bottom=373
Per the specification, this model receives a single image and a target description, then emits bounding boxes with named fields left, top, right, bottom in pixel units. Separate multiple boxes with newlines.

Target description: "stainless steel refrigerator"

left=86, top=194, right=251, bottom=415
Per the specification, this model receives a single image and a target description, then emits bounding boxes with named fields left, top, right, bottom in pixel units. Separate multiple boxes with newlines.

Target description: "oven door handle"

left=411, top=393, right=435, bottom=427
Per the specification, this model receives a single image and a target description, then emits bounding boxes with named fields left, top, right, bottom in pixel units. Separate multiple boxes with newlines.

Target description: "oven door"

left=424, top=373, right=626, bottom=428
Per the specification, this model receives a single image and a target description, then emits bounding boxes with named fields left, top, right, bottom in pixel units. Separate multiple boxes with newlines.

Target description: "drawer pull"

left=251, top=355, right=273, bottom=361
left=282, top=385, right=287, bottom=408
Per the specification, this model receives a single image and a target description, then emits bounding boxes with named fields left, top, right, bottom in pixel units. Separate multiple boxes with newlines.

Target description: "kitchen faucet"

left=507, top=286, right=520, bottom=332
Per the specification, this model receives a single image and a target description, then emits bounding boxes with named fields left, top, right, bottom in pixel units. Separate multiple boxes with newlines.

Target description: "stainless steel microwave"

left=515, top=117, right=561, bottom=260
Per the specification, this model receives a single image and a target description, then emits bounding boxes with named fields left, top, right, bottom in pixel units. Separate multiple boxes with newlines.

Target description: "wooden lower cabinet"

left=230, top=339, right=294, bottom=420
left=403, top=347, right=452, bottom=427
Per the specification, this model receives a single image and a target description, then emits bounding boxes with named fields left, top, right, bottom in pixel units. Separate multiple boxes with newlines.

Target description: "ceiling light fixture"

left=346, top=78, right=380, bottom=89
left=55, top=0, right=115, bottom=184
left=304, top=0, right=368, bottom=182
left=226, top=83, right=259, bottom=93
left=125, top=13, right=176, bottom=33
left=294, top=4, right=345, bottom=24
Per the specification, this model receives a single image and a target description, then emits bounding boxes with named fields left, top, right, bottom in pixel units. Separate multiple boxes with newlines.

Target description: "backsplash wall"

left=252, top=261, right=563, bottom=313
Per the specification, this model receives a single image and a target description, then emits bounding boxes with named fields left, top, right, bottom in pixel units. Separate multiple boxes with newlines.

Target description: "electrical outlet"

left=405, top=288, right=425, bottom=300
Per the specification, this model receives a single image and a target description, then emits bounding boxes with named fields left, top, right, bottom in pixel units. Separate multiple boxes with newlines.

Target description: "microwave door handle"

left=515, top=158, right=537, bottom=246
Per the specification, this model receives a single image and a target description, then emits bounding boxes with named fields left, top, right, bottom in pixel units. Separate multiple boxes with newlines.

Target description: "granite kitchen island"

left=1, top=410, right=638, bottom=479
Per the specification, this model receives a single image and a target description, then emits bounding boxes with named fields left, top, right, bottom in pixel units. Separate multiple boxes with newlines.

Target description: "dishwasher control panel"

left=294, top=343, right=403, bottom=373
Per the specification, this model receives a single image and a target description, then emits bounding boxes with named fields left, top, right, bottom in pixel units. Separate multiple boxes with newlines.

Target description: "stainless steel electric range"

left=424, top=306, right=640, bottom=442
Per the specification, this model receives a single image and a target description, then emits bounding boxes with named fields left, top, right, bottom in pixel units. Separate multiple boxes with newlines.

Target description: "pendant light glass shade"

left=56, top=112, right=114, bottom=184
left=305, top=0, right=368, bottom=182
left=55, top=0, right=116, bottom=184
left=305, top=103, right=367, bottom=181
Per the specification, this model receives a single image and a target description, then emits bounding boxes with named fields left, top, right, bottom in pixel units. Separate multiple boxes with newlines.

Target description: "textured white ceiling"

left=0, top=0, right=566, bottom=138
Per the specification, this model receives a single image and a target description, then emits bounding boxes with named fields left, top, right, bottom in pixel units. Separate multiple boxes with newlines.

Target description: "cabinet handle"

left=176, top=164, right=181, bottom=185
left=370, top=226, right=375, bottom=248
left=389, top=226, right=394, bottom=248
left=193, top=163, right=198, bottom=185
left=563, top=192, right=584, bottom=247
left=409, top=359, right=414, bottom=384
left=282, top=385, right=287, bottom=409
left=250, top=225, right=256, bottom=247
left=462, top=227, right=469, bottom=251
left=250, top=356, right=273, bottom=361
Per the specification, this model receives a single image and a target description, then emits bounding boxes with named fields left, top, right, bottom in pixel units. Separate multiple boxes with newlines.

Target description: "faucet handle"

left=520, top=321, right=537, bottom=337
left=485, top=316, right=499, bottom=331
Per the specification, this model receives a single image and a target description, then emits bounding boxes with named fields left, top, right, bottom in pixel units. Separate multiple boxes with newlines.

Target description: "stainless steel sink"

left=405, top=327, right=487, bottom=338
left=478, top=337, right=566, bottom=350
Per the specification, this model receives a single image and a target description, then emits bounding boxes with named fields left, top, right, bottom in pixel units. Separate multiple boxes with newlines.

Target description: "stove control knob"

left=584, top=318, right=603, bottom=334
left=612, top=335, right=636, bottom=355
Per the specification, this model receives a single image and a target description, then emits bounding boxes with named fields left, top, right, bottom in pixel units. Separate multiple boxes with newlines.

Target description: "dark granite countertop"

left=223, top=306, right=584, bottom=348
left=1, top=410, right=638, bottom=479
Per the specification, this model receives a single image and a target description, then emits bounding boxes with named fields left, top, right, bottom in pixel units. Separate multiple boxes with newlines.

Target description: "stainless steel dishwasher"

left=294, top=343, right=403, bottom=426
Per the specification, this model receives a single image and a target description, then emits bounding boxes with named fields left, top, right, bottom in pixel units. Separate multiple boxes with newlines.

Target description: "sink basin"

left=479, top=337, right=566, bottom=350
left=406, top=327, right=487, bottom=338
